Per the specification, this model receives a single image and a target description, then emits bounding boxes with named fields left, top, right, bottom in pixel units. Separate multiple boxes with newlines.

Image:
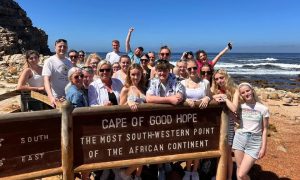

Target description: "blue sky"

left=16, top=0, right=300, bottom=53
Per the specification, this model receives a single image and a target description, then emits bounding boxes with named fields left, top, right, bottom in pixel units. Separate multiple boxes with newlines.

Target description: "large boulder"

left=0, top=0, right=51, bottom=58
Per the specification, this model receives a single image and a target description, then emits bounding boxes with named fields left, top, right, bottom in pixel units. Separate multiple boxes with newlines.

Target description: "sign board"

left=73, top=105, right=222, bottom=166
left=0, top=112, right=61, bottom=177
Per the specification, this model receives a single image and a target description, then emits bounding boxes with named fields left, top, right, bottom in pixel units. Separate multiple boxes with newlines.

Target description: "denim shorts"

left=232, top=129, right=262, bottom=159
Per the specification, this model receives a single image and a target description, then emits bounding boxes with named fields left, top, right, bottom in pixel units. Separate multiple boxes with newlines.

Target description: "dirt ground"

left=0, top=81, right=299, bottom=179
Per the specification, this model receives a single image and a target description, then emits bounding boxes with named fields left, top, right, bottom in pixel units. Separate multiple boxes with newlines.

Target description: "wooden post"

left=61, top=101, right=74, bottom=180
left=216, top=110, right=229, bottom=180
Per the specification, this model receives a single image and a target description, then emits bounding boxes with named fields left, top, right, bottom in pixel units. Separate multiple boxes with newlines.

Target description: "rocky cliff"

left=0, top=0, right=51, bottom=58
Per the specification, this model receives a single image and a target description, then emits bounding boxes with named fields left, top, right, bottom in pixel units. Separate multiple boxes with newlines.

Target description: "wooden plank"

left=0, top=167, right=62, bottom=180
left=75, top=150, right=221, bottom=172
left=30, top=91, right=62, bottom=109
left=61, top=101, right=74, bottom=180
left=72, top=103, right=222, bottom=168
left=0, top=90, right=20, bottom=101
left=0, top=111, right=62, bottom=178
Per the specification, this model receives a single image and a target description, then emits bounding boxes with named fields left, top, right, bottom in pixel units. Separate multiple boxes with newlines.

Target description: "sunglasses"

left=200, top=71, right=212, bottom=75
left=73, top=74, right=84, bottom=79
left=160, top=53, right=170, bottom=56
left=69, top=56, right=78, bottom=59
left=99, top=68, right=111, bottom=72
left=78, top=54, right=84, bottom=57
left=187, top=67, right=197, bottom=72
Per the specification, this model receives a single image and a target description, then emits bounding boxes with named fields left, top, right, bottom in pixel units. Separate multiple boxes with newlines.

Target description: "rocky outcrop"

left=0, top=0, right=51, bottom=58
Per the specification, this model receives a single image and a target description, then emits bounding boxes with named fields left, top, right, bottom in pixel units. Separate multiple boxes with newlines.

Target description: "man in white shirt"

left=42, top=39, right=72, bottom=108
left=105, top=40, right=122, bottom=64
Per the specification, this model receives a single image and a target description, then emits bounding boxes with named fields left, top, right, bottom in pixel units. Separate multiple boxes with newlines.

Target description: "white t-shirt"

left=42, top=55, right=72, bottom=98
left=106, top=51, right=121, bottom=64
left=239, top=102, right=270, bottom=134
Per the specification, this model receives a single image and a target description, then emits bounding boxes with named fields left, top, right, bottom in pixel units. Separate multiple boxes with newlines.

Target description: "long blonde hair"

left=85, top=53, right=102, bottom=66
left=211, top=68, right=237, bottom=100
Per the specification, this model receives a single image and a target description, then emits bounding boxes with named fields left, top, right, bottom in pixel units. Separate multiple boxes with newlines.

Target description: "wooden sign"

left=73, top=104, right=222, bottom=167
left=0, top=111, right=62, bottom=178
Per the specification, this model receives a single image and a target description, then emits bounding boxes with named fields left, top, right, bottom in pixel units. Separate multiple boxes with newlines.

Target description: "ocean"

left=96, top=52, right=300, bottom=92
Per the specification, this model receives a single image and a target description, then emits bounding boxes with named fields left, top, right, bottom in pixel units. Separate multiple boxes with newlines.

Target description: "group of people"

left=17, top=28, right=269, bottom=180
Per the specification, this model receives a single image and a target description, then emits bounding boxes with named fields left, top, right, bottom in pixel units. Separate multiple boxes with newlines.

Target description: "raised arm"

left=125, top=27, right=134, bottom=53
left=211, top=42, right=232, bottom=67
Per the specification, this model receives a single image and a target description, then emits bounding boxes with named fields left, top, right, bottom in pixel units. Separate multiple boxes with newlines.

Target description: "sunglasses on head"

left=99, top=68, right=111, bottom=72
left=73, top=74, right=84, bottom=79
left=187, top=67, right=197, bottom=72
left=200, top=71, right=212, bottom=75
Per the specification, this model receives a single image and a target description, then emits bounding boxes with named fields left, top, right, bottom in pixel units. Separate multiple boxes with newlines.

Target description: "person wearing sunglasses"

left=77, top=50, right=86, bottom=68
left=140, top=54, right=151, bottom=85
left=68, top=49, right=79, bottom=67
left=65, top=67, right=88, bottom=108
left=17, top=50, right=45, bottom=111
left=43, top=39, right=72, bottom=108
left=195, top=42, right=233, bottom=74
left=179, top=59, right=211, bottom=180
left=150, top=45, right=174, bottom=79
left=88, top=60, right=123, bottom=106
left=211, top=68, right=239, bottom=180
left=125, top=27, right=144, bottom=64
left=200, top=63, right=214, bottom=84
left=112, top=55, right=131, bottom=85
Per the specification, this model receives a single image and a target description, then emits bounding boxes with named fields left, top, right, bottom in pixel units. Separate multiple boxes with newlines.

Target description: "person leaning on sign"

left=88, top=60, right=123, bottom=106
left=146, top=59, right=185, bottom=180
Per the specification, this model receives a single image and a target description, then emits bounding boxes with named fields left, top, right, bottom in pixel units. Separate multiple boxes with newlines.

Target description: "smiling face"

left=120, top=56, right=131, bottom=72
left=214, top=72, right=226, bottom=87
left=159, top=48, right=171, bottom=61
left=157, top=68, right=169, bottom=84
left=177, top=61, right=187, bottom=76
left=199, top=52, right=207, bottom=62
left=55, top=41, right=68, bottom=57
left=200, top=66, right=212, bottom=81
left=140, top=54, right=149, bottom=68
left=129, top=68, right=142, bottom=86
left=98, top=64, right=112, bottom=81
left=69, top=51, right=78, bottom=66
left=187, top=61, right=198, bottom=78
left=27, top=54, right=40, bottom=66
left=71, top=72, right=83, bottom=89
left=112, top=41, right=120, bottom=52
left=239, top=85, right=255, bottom=103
